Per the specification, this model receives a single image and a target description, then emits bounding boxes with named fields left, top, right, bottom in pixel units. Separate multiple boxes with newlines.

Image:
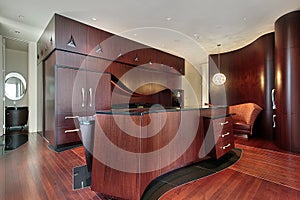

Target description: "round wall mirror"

left=5, top=72, right=27, bottom=101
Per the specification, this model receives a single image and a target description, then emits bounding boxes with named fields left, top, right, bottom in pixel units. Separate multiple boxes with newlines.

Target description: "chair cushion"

left=233, top=122, right=251, bottom=130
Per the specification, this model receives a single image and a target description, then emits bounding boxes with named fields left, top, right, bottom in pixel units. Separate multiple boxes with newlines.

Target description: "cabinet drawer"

left=57, top=127, right=81, bottom=145
left=57, top=113, right=80, bottom=128
left=214, top=137, right=235, bottom=159
left=216, top=129, right=233, bottom=144
left=212, top=117, right=232, bottom=132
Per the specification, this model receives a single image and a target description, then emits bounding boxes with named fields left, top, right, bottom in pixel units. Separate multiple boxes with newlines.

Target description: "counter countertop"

left=96, top=105, right=228, bottom=116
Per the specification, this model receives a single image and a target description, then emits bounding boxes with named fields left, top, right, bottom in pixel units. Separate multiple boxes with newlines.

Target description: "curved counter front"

left=91, top=106, right=228, bottom=200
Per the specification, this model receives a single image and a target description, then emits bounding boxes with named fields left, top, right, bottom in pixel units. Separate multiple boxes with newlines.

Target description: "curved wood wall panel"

left=209, top=33, right=275, bottom=139
left=275, top=10, right=300, bottom=152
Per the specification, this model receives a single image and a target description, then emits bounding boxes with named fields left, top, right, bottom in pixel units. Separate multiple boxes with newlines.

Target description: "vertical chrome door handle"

left=89, top=88, right=93, bottom=107
left=272, top=89, right=276, bottom=110
left=81, top=88, right=85, bottom=108
left=273, top=114, right=276, bottom=128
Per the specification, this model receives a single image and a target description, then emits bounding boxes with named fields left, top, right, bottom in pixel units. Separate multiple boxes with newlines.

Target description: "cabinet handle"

left=64, top=129, right=80, bottom=134
left=220, top=121, right=229, bottom=126
left=65, top=116, right=79, bottom=119
left=221, top=143, right=231, bottom=150
left=273, top=114, right=276, bottom=128
left=67, top=35, right=76, bottom=48
left=221, top=132, right=230, bottom=137
left=272, top=89, right=276, bottom=110
left=95, top=44, right=103, bottom=53
left=89, top=88, right=93, bottom=107
left=81, top=88, right=85, bottom=108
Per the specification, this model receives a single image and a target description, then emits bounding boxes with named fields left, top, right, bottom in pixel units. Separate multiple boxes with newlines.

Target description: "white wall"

left=5, top=48, right=28, bottom=107
left=28, top=42, right=38, bottom=132
left=0, top=36, right=3, bottom=136
left=182, top=61, right=203, bottom=107
left=200, top=62, right=209, bottom=106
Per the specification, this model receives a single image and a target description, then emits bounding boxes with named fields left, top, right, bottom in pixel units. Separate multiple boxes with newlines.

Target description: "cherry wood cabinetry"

left=92, top=107, right=228, bottom=200
left=37, top=14, right=88, bottom=64
left=203, top=115, right=234, bottom=159
left=38, top=14, right=185, bottom=75
left=37, top=16, right=55, bottom=63
left=55, top=14, right=88, bottom=55
left=39, top=13, right=184, bottom=149
left=275, top=10, right=300, bottom=153
left=44, top=51, right=111, bottom=149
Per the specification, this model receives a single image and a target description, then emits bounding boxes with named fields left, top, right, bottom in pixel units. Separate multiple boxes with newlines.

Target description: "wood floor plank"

left=1, top=133, right=102, bottom=200
left=160, top=140, right=300, bottom=200
left=1, top=133, right=300, bottom=200
left=231, top=143, right=300, bottom=191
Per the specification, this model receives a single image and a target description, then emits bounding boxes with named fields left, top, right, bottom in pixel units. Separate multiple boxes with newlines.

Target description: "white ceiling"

left=1, top=0, right=300, bottom=67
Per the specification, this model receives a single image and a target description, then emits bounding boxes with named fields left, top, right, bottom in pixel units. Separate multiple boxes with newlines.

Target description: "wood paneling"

left=209, top=33, right=275, bottom=140
left=275, top=10, right=300, bottom=153
left=91, top=108, right=229, bottom=199
left=38, top=14, right=185, bottom=75
left=37, top=15, right=55, bottom=64
left=55, top=14, right=88, bottom=54
left=44, top=51, right=112, bottom=149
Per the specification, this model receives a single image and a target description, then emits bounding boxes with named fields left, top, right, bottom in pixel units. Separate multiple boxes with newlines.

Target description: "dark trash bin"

left=78, top=115, right=95, bottom=172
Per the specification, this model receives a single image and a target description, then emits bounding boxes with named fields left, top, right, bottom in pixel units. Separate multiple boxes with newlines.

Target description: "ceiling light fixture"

left=18, top=15, right=24, bottom=20
left=212, top=44, right=226, bottom=85
left=91, top=17, right=97, bottom=21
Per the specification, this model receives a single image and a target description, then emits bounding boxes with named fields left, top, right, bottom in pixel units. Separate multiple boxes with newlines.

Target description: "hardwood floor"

left=1, top=133, right=299, bottom=200
left=1, top=133, right=100, bottom=200
left=161, top=139, right=300, bottom=200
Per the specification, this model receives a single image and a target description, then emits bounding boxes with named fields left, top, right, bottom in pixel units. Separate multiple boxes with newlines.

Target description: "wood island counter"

left=91, top=106, right=232, bottom=199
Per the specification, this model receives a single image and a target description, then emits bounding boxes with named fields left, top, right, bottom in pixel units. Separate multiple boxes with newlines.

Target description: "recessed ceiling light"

left=18, top=15, right=24, bottom=20
left=166, top=17, right=172, bottom=21
left=91, top=17, right=97, bottom=21
left=193, top=33, right=200, bottom=39
left=133, top=33, right=137, bottom=36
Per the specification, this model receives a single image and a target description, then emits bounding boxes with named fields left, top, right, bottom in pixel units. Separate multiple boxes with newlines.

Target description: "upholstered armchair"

left=229, top=103, right=262, bottom=137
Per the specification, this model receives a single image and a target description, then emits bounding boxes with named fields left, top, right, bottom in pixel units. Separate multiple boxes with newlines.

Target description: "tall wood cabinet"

left=38, top=13, right=185, bottom=149
left=44, top=51, right=111, bottom=149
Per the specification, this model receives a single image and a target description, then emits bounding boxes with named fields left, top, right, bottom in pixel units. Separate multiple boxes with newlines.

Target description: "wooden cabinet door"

left=56, top=67, right=86, bottom=116
left=56, top=67, right=85, bottom=146
left=55, top=14, right=88, bottom=54
left=37, top=16, right=55, bottom=63
left=44, top=57, right=56, bottom=146
left=86, top=72, right=111, bottom=115
left=87, top=26, right=113, bottom=59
